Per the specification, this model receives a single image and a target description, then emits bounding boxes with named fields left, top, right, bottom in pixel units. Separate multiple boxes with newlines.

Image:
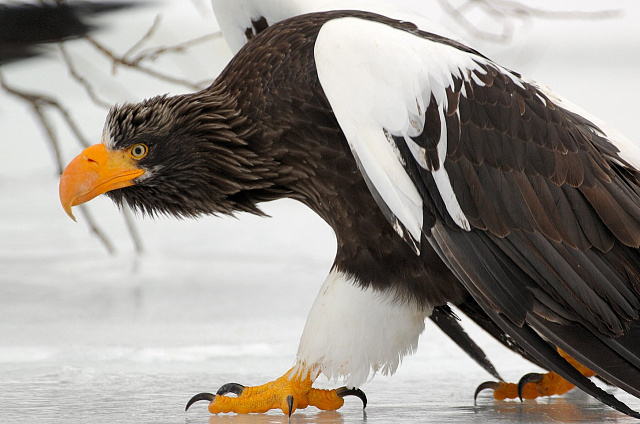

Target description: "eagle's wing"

left=315, top=15, right=640, bottom=416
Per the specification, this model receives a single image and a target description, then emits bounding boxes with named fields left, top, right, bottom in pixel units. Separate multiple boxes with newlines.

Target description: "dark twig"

left=59, top=44, right=112, bottom=109
left=123, top=14, right=163, bottom=62
left=78, top=205, right=116, bottom=255
left=121, top=203, right=144, bottom=254
left=438, top=0, right=622, bottom=42
left=133, top=32, right=223, bottom=64
left=85, top=34, right=202, bottom=90
left=80, top=13, right=221, bottom=91
left=471, top=0, right=622, bottom=20
left=0, top=71, right=116, bottom=253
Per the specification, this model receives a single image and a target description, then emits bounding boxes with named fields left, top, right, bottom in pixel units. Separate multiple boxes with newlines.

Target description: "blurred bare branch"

left=0, top=72, right=89, bottom=163
left=124, top=14, right=163, bottom=61
left=59, top=44, right=112, bottom=109
left=0, top=71, right=117, bottom=253
left=0, top=9, right=223, bottom=256
left=83, top=14, right=220, bottom=91
left=77, top=205, right=117, bottom=255
left=134, top=32, right=222, bottom=67
left=84, top=34, right=202, bottom=90
left=438, top=0, right=622, bottom=43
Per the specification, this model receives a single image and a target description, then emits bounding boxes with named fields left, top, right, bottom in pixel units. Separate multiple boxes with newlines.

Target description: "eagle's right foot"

left=185, top=367, right=366, bottom=416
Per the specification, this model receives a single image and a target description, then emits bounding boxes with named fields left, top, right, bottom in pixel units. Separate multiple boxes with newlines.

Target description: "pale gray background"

left=2, top=1, right=640, bottom=422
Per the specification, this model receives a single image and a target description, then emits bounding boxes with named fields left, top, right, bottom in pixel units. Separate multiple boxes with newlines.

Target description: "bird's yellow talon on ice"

left=475, top=349, right=596, bottom=402
left=185, top=367, right=366, bottom=415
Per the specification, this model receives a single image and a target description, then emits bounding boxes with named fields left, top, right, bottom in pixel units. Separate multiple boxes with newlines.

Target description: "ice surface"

left=2, top=1, right=640, bottom=423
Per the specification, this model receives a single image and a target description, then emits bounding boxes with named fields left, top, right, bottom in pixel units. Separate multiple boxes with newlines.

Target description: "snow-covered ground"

left=2, top=1, right=640, bottom=423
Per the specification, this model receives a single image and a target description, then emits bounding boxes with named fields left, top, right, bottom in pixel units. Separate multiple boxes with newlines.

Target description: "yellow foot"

left=475, top=371, right=577, bottom=401
left=474, top=349, right=596, bottom=402
left=185, top=367, right=367, bottom=416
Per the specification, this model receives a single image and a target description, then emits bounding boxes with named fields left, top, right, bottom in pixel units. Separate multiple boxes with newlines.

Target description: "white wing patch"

left=315, top=17, right=478, bottom=242
left=431, top=107, right=470, bottom=230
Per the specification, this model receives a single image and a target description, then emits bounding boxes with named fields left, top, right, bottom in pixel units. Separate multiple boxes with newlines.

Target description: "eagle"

left=59, top=7, right=640, bottom=419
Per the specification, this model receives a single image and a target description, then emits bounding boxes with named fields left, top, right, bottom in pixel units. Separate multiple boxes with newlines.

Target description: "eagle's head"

left=60, top=91, right=282, bottom=221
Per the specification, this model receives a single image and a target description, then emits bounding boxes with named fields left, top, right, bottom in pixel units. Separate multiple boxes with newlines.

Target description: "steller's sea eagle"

left=59, top=9, right=640, bottom=418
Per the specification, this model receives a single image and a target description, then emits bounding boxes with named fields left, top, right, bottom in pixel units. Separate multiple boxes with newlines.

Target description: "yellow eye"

left=129, top=143, right=148, bottom=159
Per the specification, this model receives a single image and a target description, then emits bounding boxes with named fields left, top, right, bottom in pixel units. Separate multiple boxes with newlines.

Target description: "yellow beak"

left=59, top=143, right=145, bottom=221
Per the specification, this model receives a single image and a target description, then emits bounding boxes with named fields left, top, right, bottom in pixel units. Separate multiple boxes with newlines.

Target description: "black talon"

left=286, top=394, right=295, bottom=417
left=336, top=386, right=368, bottom=409
left=473, top=381, right=501, bottom=405
left=185, top=392, right=215, bottom=411
left=216, top=382, right=245, bottom=396
left=517, top=373, right=544, bottom=401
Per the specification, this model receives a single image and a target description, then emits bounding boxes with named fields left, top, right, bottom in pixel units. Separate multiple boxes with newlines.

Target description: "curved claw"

left=473, top=381, right=501, bottom=404
left=185, top=392, right=215, bottom=411
left=216, top=383, right=245, bottom=396
left=335, top=386, right=367, bottom=409
left=517, top=373, right=544, bottom=401
left=286, top=395, right=295, bottom=417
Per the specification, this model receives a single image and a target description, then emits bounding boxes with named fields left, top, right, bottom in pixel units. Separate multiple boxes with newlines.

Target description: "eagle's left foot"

left=474, top=349, right=596, bottom=402
left=185, top=367, right=367, bottom=416
left=474, top=371, right=577, bottom=401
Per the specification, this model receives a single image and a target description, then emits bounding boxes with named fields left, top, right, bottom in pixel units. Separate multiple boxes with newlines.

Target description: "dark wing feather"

left=407, top=58, right=640, bottom=412
left=429, top=305, right=502, bottom=380
left=431, top=222, right=640, bottom=417
left=314, top=13, right=640, bottom=414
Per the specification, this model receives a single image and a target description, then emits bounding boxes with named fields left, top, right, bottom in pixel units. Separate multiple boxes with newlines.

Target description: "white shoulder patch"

left=314, top=17, right=478, bottom=240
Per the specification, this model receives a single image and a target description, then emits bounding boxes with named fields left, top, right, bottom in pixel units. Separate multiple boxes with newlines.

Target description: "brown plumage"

left=60, top=10, right=640, bottom=417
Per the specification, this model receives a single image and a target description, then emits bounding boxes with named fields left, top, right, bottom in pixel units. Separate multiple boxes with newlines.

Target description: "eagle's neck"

left=192, top=86, right=297, bottom=216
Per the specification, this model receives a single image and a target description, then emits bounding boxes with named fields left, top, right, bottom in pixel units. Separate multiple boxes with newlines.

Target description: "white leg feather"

left=295, top=270, right=431, bottom=388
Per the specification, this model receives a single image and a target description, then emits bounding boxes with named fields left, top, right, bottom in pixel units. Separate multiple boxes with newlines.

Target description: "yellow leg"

left=186, top=367, right=366, bottom=415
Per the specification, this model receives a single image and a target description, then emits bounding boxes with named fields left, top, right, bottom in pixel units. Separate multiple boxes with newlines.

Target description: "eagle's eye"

left=129, top=143, right=148, bottom=159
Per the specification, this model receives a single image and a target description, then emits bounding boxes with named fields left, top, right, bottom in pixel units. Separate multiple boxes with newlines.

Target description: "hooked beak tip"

left=59, top=172, right=80, bottom=222
left=64, top=205, right=77, bottom=222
